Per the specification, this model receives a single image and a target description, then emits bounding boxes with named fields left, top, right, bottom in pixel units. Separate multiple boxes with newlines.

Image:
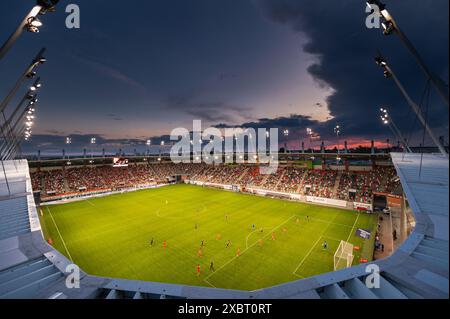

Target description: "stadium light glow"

left=26, top=16, right=43, bottom=33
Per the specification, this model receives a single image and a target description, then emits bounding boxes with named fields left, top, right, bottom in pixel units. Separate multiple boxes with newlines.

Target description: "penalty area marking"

left=292, top=212, right=340, bottom=277
left=204, top=215, right=296, bottom=285
left=245, top=227, right=275, bottom=249
left=46, top=206, right=73, bottom=262
left=345, top=212, right=360, bottom=243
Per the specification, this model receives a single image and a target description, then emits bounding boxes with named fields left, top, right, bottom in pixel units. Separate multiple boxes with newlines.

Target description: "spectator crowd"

left=31, top=163, right=400, bottom=204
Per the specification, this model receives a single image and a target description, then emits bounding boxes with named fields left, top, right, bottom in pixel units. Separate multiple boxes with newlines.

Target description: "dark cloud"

left=256, top=0, right=449, bottom=142
left=166, top=90, right=253, bottom=123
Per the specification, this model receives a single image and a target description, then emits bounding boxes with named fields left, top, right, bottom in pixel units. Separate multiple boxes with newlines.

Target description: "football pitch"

left=39, top=184, right=377, bottom=291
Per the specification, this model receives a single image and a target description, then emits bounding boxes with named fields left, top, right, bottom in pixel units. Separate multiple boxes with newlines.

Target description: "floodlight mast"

left=3, top=123, right=26, bottom=160
left=0, top=82, right=39, bottom=154
left=380, top=108, right=412, bottom=153
left=376, top=55, right=448, bottom=157
left=0, top=103, right=36, bottom=159
left=0, top=48, right=46, bottom=114
left=0, top=5, right=42, bottom=60
left=0, top=1, right=59, bottom=60
left=334, top=125, right=341, bottom=155
left=368, top=0, right=449, bottom=107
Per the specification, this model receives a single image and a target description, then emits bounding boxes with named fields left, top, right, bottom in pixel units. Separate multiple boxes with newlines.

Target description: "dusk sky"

left=0, top=0, right=448, bottom=154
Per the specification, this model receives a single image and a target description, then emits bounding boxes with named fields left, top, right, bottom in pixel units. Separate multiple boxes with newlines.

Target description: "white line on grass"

left=245, top=227, right=273, bottom=249
left=204, top=215, right=296, bottom=284
left=46, top=206, right=73, bottom=262
left=292, top=213, right=340, bottom=276
left=203, top=278, right=217, bottom=288
left=85, top=199, right=96, bottom=207
left=298, top=216, right=355, bottom=229
left=346, top=213, right=360, bottom=243
left=292, top=236, right=324, bottom=275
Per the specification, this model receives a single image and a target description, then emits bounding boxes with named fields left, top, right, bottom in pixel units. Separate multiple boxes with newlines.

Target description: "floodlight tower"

left=375, top=55, right=447, bottom=157
left=367, top=0, right=449, bottom=107
left=160, top=140, right=165, bottom=159
left=146, top=139, right=151, bottom=157
left=380, top=108, right=412, bottom=153
left=90, top=137, right=96, bottom=163
left=334, top=125, right=341, bottom=157
left=283, top=129, right=289, bottom=153
left=0, top=1, right=60, bottom=60
left=66, top=137, right=72, bottom=161
left=306, top=128, right=314, bottom=153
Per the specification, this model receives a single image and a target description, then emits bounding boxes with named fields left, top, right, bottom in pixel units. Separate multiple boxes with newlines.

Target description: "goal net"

left=334, top=240, right=354, bottom=271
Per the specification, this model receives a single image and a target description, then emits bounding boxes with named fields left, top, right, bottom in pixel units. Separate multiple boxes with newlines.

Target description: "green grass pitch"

left=39, top=184, right=377, bottom=291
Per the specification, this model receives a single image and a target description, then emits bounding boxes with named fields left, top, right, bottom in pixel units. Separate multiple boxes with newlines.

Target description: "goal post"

left=334, top=240, right=354, bottom=271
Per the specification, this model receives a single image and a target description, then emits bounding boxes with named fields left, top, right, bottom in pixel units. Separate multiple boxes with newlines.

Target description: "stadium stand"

left=0, top=154, right=447, bottom=299
left=31, top=164, right=400, bottom=204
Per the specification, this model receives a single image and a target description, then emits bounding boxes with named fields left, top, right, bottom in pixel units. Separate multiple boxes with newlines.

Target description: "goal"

left=334, top=240, right=354, bottom=271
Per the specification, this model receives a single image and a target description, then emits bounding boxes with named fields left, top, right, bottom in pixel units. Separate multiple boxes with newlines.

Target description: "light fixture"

left=375, top=56, right=387, bottom=66
left=26, top=71, right=37, bottom=78
left=26, top=17, right=42, bottom=33
left=382, top=20, right=395, bottom=36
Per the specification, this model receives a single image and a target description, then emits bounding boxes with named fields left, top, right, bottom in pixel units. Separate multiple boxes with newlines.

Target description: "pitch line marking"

left=245, top=227, right=274, bottom=249
left=345, top=212, right=360, bottom=243
left=46, top=206, right=73, bottom=262
left=292, top=236, right=324, bottom=276
left=203, top=278, right=217, bottom=288
left=204, top=215, right=296, bottom=282
left=292, top=213, right=340, bottom=276
left=296, top=215, right=355, bottom=229
left=85, top=199, right=96, bottom=207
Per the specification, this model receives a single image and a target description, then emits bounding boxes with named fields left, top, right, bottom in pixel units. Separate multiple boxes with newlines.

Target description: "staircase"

left=274, top=169, right=286, bottom=189
left=0, top=257, right=63, bottom=299
left=0, top=197, right=30, bottom=240
left=332, top=171, right=343, bottom=198
left=296, top=169, right=308, bottom=193
left=62, top=168, right=70, bottom=193
left=237, top=167, right=249, bottom=182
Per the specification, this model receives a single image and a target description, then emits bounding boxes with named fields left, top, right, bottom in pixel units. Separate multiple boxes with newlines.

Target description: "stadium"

left=0, top=0, right=449, bottom=301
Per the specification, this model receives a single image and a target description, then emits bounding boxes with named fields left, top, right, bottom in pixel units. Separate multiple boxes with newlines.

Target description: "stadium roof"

left=391, top=152, right=449, bottom=241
